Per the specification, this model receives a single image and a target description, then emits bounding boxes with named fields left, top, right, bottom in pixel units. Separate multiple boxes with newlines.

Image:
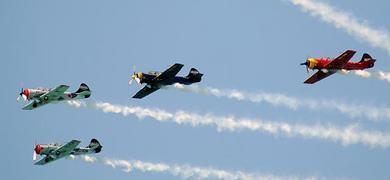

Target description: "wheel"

left=33, top=103, right=38, bottom=108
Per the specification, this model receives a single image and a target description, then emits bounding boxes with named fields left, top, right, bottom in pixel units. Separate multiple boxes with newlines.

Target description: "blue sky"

left=1, top=0, right=390, bottom=179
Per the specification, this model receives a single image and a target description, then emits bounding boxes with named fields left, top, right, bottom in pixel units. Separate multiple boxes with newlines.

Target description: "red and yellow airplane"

left=300, top=50, right=376, bottom=84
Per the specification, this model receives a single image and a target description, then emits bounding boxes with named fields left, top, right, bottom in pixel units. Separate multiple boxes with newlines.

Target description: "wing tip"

left=131, top=94, right=142, bottom=99
left=72, top=140, right=81, bottom=143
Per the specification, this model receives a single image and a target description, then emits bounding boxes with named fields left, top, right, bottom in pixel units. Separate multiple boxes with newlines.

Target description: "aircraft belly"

left=71, top=148, right=92, bottom=155
left=342, top=63, right=363, bottom=70
left=142, top=74, right=157, bottom=84
left=56, top=93, right=82, bottom=101
left=173, top=77, right=191, bottom=85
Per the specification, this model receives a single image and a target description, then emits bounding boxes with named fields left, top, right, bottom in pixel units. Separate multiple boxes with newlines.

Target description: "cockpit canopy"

left=35, top=87, right=50, bottom=91
left=148, top=71, right=161, bottom=76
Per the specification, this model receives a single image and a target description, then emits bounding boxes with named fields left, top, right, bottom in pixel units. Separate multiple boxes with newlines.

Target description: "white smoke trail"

left=70, top=155, right=320, bottom=180
left=169, top=84, right=299, bottom=110
left=343, top=70, right=390, bottom=82
left=288, top=0, right=390, bottom=54
left=68, top=101, right=390, bottom=148
left=170, top=84, right=390, bottom=121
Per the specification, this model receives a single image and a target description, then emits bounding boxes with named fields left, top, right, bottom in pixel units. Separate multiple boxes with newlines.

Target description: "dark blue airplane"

left=129, top=63, right=203, bottom=98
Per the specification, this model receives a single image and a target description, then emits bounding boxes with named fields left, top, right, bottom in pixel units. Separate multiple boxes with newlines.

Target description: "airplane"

left=33, top=139, right=102, bottom=165
left=18, top=83, right=91, bottom=110
left=300, top=50, right=376, bottom=84
left=129, top=63, right=203, bottom=99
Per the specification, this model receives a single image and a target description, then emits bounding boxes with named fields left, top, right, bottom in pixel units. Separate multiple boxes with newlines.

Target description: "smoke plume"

left=289, top=0, right=390, bottom=54
left=171, top=84, right=390, bottom=121
left=70, top=155, right=320, bottom=180
left=68, top=101, right=390, bottom=148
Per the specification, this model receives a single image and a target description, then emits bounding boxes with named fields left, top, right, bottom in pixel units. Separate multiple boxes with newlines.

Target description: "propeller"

left=129, top=65, right=141, bottom=85
left=129, top=72, right=136, bottom=85
left=17, top=88, right=27, bottom=102
left=300, top=60, right=309, bottom=73
left=33, top=142, right=38, bottom=161
left=17, top=88, right=22, bottom=101
left=129, top=65, right=135, bottom=85
left=33, top=150, right=37, bottom=161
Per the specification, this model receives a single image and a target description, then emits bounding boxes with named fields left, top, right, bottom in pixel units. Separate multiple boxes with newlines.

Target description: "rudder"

left=186, top=68, right=203, bottom=83
left=75, top=83, right=91, bottom=98
left=360, top=53, right=373, bottom=62
left=87, top=138, right=102, bottom=153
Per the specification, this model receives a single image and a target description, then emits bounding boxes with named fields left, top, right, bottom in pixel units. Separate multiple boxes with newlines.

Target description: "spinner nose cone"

left=129, top=73, right=142, bottom=85
left=34, top=144, right=43, bottom=154
left=18, top=88, right=29, bottom=101
left=23, top=89, right=30, bottom=99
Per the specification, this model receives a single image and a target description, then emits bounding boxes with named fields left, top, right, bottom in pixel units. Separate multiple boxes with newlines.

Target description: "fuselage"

left=135, top=72, right=198, bottom=86
left=306, top=58, right=375, bottom=70
left=34, top=143, right=99, bottom=156
left=21, top=88, right=89, bottom=102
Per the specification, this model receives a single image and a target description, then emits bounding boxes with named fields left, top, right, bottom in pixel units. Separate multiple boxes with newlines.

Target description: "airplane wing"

left=304, top=70, right=336, bottom=84
left=325, top=50, right=356, bottom=69
left=22, top=101, right=48, bottom=110
left=152, top=63, right=184, bottom=84
left=40, top=85, right=70, bottom=100
left=132, top=86, right=160, bottom=99
left=34, top=140, right=81, bottom=165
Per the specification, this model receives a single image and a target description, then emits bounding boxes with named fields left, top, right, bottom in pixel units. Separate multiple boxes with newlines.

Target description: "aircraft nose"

left=34, top=144, right=43, bottom=154
left=23, top=89, right=30, bottom=98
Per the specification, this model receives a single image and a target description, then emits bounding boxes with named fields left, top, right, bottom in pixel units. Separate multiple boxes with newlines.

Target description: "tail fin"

left=75, top=83, right=90, bottom=93
left=75, top=83, right=91, bottom=98
left=186, top=68, right=203, bottom=83
left=360, top=53, right=373, bottom=62
left=87, top=139, right=102, bottom=153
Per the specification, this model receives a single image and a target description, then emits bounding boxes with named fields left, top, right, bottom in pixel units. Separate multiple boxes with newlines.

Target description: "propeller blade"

left=33, top=142, right=37, bottom=161
left=33, top=150, right=37, bottom=161
left=300, top=61, right=309, bottom=73
left=17, top=88, right=23, bottom=102
left=129, top=65, right=137, bottom=86
left=22, top=94, right=27, bottom=101
left=135, top=77, right=141, bottom=84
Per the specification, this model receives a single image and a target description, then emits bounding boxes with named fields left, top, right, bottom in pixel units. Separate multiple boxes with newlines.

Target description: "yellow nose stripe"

left=307, top=58, right=318, bottom=69
left=137, top=72, right=143, bottom=79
